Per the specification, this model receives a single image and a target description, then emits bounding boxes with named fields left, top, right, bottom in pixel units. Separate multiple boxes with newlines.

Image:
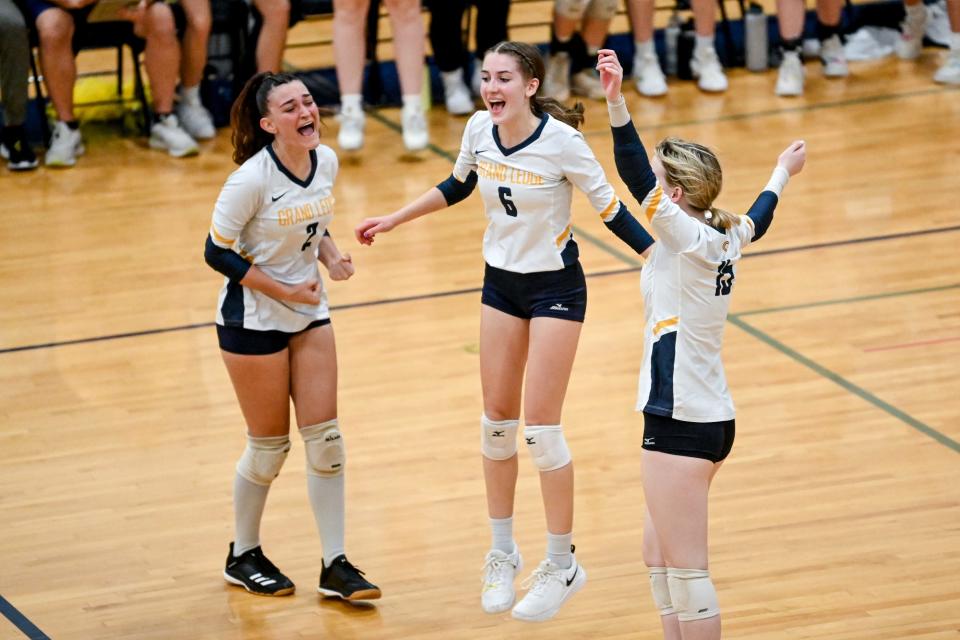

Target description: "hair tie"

left=704, top=210, right=713, bottom=221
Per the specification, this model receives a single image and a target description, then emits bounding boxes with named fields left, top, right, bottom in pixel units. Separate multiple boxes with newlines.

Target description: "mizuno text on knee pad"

left=667, top=568, right=719, bottom=621
left=523, top=425, right=571, bottom=471
left=649, top=567, right=676, bottom=616
left=301, top=420, right=345, bottom=477
left=236, top=434, right=291, bottom=486
left=481, top=415, right=519, bottom=460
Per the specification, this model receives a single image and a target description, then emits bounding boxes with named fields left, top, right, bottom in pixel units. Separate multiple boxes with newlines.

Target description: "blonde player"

left=204, top=72, right=380, bottom=601
left=596, top=49, right=805, bottom=639
left=355, top=41, right=654, bottom=622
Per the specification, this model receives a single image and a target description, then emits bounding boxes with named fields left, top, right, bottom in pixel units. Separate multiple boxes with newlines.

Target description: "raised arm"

left=745, top=141, right=805, bottom=242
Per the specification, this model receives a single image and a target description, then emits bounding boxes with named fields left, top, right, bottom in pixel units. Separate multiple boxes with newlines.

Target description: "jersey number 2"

left=301, top=222, right=319, bottom=251
left=498, top=186, right=518, bottom=217
left=715, top=260, right=734, bottom=296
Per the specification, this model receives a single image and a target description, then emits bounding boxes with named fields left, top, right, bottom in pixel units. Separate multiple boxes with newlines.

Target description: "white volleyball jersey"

left=209, top=144, right=337, bottom=332
left=635, top=183, right=756, bottom=422
left=452, top=111, right=621, bottom=274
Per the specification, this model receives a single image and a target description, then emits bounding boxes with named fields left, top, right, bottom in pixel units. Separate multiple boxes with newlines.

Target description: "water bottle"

left=745, top=3, right=769, bottom=71
left=664, top=12, right=681, bottom=76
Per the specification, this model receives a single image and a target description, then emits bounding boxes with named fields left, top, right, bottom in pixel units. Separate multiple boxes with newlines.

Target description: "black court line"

left=2, top=224, right=958, bottom=355
left=0, top=596, right=51, bottom=640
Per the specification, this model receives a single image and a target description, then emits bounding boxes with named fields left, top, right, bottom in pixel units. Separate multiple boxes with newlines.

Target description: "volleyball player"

left=204, top=72, right=380, bottom=601
left=596, top=49, right=806, bottom=639
left=354, top=41, right=654, bottom=622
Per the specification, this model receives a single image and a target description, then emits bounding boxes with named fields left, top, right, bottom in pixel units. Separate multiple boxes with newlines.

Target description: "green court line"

left=737, top=283, right=960, bottom=317
left=727, top=314, right=960, bottom=454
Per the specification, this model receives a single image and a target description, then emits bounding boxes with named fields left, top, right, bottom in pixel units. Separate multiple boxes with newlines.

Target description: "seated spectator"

left=250, top=0, right=290, bottom=73
left=774, top=0, right=848, bottom=96
left=176, top=0, right=216, bottom=139
left=898, top=0, right=960, bottom=84
left=544, top=0, right=619, bottom=100
left=0, top=0, right=38, bottom=170
left=426, top=0, right=509, bottom=115
left=28, top=0, right=198, bottom=167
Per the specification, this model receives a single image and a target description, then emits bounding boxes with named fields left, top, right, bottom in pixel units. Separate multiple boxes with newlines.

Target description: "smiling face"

left=258, top=80, right=320, bottom=150
left=480, top=51, right=539, bottom=125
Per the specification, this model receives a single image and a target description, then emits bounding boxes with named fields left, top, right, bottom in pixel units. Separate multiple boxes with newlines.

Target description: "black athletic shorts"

left=481, top=262, right=587, bottom=323
left=642, top=412, right=736, bottom=463
left=216, top=318, right=331, bottom=355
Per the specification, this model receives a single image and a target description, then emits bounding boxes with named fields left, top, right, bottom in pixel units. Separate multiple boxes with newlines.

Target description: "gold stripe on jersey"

left=476, top=159, right=545, bottom=185
left=238, top=249, right=255, bottom=264
left=644, top=186, right=663, bottom=222
left=598, top=195, right=619, bottom=221
left=743, top=215, right=754, bottom=231
left=652, top=316, right=678, bottom=336
left=555, top=224, right=572, bottom=247
left=277, top=195, right=335, bottom=227
left=210, top=226, right=234, bottom=246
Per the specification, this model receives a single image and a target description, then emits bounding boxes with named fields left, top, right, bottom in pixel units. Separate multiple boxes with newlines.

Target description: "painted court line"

left=0, top=596, right=50, bottom=640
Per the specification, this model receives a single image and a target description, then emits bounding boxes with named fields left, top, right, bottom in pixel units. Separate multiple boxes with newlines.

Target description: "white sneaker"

left=175, top=99, right=216, bottom=140
left=896, top=5, right=927, bottom=60
left=149, top=114, right=199, bottom=157
left=633, top=51, right=668, bottom=96
left=441, top=70, right=474, bottom=115
left=820, top=35, right=849, bottom=77
left=401, top=104, right=429, bottom=152
left=691, top=47, right=728, bottom=92
left=933, top=50, right=960, bottom=84
left=44, top=120, right=84, bottom=168
left=775, top=50, right=805, bottom=96
left=337, top=104, right=365, bottom=151
left=543, top=52, right=572, bottom=101
left=511, top=556, right=586, bottom=622
left=481, top=546, right=523, bottom=614
left=570, top=68, right=605, bottom=100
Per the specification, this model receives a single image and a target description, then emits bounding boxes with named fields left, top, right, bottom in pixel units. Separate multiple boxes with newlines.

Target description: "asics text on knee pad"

left=586, top=0, right=618, bottom=21
left=302, top=420, right=346, bottom=477
left=555, top=0, right=590, bottom=20
left=481, top=415, right=519, bottom=460
left=236, top=435, right=291, bottom=486
left=666, top=568, right=719, bottom=621
left=523, top=425, right=571, bottom=471
left=649, top=567, right=676, bottom=616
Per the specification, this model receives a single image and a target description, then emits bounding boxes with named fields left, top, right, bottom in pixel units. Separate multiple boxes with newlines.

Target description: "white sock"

left=695, top=34, right=715, bottom=56
left=490, top=516, right=515, bottom=554
left=307, top=472, right=346, bottom=566
left=341, top=93, right=362, bottom=113
left=180, top=84, right=201, bottom=106
left=950, top=31, right=960, bottom=52
left=635, top=40, right=655, bottom=59
left=233, top=473, right=270, bottom=556
left=586, top=45, right=599, bottom=57
left=546, top=531, right=573, bottom=569
left=401, top=94, right=422, bottom=113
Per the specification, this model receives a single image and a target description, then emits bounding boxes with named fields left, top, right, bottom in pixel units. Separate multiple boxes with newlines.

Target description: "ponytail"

left=532, top=95, right=585, bottom=130
left=705, top=207, right=740, bottom=231
left=230, top=71, right=301, bottom=165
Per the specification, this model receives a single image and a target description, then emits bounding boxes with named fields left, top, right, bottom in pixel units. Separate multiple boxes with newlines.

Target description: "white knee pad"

left=649, top=567, right=676, bottom=616
left=586, top=0, right=618, bottom=21
left=555, top=0, right=590, bottom=20
left=236, top=434, right=290, bottom=486
left=523, top=425, right=572, bottom=472
left=301, top=419, right=345, bottom=477
left=667, top=568, right=720, bottom=622
left=481, top=415, right=519, bottom=460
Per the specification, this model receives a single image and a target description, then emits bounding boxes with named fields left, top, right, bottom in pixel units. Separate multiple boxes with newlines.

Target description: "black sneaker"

left=318, top=555, right=381, bottom=601
left=223, top=543, right=295, bottom=596
left=0, top=126, right=39, bottom=171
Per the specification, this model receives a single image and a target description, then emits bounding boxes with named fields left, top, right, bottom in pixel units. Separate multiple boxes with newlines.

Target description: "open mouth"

left=297, top=122, right=316, bottom=136
left=488, top=100, right=505, bottom=116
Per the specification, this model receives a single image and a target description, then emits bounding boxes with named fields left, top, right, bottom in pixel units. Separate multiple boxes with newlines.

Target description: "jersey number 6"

left=498, top=186, right=518, bottom=217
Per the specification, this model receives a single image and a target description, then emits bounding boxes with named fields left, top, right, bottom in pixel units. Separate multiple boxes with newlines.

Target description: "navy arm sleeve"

left=436, top=170, right=478, bottom=206
left=611, top=121, right=658, bottom=205
left=745, top=191, right=779, bottom=242
left=204, top=235, right=252, bottom=282
left=604, top=203, right=655, bottom=256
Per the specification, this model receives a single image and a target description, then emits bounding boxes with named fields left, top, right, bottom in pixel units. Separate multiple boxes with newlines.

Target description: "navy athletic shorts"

left=642, top=412, right=736, bottom=463
left=481, top=262, right=587, bottom=323
left=216, top=318, right=331, bottom=355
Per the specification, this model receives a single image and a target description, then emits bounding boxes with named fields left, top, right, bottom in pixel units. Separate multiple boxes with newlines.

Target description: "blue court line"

left=0, top=596, right=51, bottom=640
left=727, top=314, right=960, bottom=454
left=736, top=283, right=960, bottom=317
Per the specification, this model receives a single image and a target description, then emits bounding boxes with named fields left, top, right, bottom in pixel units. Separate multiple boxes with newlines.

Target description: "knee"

left=586, top=0, right=618, bottom=20
left=36, top=10, right=74, bottom=47
left=666, top=568, right=720, bottom=622
left=333, top=0, right=368, bottom=24
left=523, top=424, right=571, bottom=471
left=481, top=414, right=519, bottom=460
left=262, top=0, right=290, bottom=25
left=186, top=6, right=212, bottom=35
left=648, top=567, right=676, bottom=617
left=555, top=0, right=590, bottom=20
left=236, top=434, right=291, bottom=485
left=301, top=419, right=345, bottom=477
left=143, top=4, right=177, bottom=42
left=384, top=0, right=420, bottom=22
